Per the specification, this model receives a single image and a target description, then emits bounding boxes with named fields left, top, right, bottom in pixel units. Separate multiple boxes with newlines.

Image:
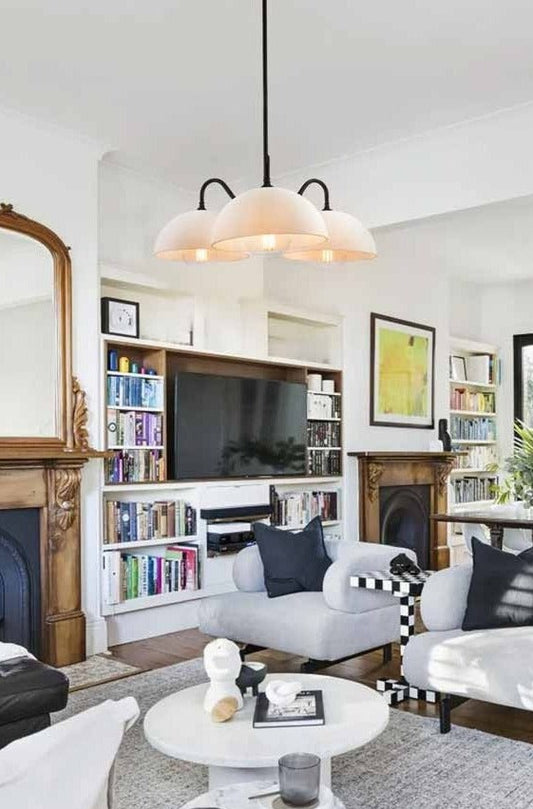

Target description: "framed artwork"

left=370, top=313, right=435, bottom=429
left=101, top=297, right=140, bottom=338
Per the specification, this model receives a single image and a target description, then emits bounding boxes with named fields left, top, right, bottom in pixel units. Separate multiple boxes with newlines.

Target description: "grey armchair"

left=403, top=563, right=533, bottom=732
left=199, top=539, right=417, bottom=672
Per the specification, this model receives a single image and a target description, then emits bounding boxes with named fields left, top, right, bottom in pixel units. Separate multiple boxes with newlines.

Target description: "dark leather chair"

left=0, top=656, right=69, bottom=749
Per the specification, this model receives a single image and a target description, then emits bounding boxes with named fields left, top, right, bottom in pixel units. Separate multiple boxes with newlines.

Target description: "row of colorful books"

left=107, top=375, right=163, bottom=409
left=452, top=476, right=496, bottom=504
left=306, top=422, right=341, bottom=448
left=453, top=445, right=498, bottom=469
left=450, top=416, right=496, bottom=441
left=104, top=499, right=197, bottom=544
left=103, top=544, right=200, bottom=604
left=107, top=408, right=163, bottom=447
left=105, top=449, right=165, bottom=484
left=307, top=449, right=341, bottom=476
left=271, top=490, right=339, bottom=527
left=449, top=389, right=495, bottom=413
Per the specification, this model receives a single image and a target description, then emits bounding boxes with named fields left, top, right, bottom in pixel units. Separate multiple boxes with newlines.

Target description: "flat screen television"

left=168, top=372, right=307, bottom=479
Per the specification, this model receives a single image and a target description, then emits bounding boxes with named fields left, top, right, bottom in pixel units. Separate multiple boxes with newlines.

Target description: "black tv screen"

left=168, top=372, right=307, bottom=479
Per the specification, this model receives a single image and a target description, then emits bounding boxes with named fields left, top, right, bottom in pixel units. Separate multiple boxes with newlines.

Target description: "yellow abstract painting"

left=371, top=314, right=434, bottom=427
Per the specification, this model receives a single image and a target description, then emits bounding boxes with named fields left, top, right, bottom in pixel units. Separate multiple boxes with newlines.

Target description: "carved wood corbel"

left=367, top=462, right=384, bottom=502
left=435, top=460, right=456, bottom=496
left=72, top=376, right=90, bottom=452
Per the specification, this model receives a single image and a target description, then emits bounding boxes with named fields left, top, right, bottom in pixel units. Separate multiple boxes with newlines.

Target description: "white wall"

left=264, top=224, right=450, bottom=541
left=0, top=107, right=105, bottom=654
left=274, top=102, right=533, bottom=230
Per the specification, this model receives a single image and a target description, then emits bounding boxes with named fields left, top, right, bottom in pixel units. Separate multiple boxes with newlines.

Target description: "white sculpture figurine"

left=203, top=638, right=244, bottom=714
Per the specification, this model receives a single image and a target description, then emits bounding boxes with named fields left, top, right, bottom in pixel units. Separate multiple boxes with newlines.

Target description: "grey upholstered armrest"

left=322, top=542, right=417, bottom=614
left=233, top=545, right=266, bottom=592
left=420, top=563, right=472, bottom=631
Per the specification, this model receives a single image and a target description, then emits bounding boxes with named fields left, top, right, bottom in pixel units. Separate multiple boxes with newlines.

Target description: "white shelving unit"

left=448, top=336, right=500, bottom=564
left=98, top=280, right=346, bottom=645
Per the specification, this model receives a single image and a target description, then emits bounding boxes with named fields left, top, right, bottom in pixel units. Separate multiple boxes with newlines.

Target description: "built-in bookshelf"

left=270, top=485, right=341, bottom=531
left=101, top=335, right=344, bottom=624
left=448, top=336, right=500, bottom=563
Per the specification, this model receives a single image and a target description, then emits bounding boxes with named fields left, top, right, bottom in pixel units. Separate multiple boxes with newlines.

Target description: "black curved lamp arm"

left=297, top=178, right=332, bottom=211
left=197, top=178, right=236, bottom=210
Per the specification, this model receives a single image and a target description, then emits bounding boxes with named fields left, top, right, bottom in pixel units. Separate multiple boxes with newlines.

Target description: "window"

left=514, top=334, right=533, bottom=425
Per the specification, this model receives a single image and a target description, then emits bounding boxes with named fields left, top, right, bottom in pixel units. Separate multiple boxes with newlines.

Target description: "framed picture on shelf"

left=370, top=312, right=435, bottom=429
left=450, top=355, right=467, bottom=382
left=101, top=297, right=140, bottom=338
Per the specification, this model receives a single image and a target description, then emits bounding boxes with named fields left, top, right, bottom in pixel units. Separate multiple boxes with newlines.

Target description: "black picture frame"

left=370, top=312, right=435, bottom=429
left=101, top=297, right=140, bottom=339
left=513, top=333, right=533, bottom=424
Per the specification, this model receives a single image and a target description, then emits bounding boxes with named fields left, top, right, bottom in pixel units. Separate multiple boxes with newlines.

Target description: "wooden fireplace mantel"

left=0, top=448, right=106, bottom=666
left=348, top=451, right=460, bottom=569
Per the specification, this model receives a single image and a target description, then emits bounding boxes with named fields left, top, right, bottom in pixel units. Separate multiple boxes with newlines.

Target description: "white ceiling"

left=1, top=1, right=533, bottom=189
left=376, top=194, right=533, bottom=284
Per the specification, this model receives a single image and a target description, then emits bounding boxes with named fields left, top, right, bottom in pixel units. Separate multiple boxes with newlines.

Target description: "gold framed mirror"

left=0, top=203, right=74, bottom=452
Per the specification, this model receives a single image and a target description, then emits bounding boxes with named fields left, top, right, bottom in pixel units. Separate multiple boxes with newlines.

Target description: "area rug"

left=58, top=654, right=142, bottom=691
left=57, top=659, right=533, bottom=809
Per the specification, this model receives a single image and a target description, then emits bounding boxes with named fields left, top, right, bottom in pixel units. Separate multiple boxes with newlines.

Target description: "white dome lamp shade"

left=212, top=186, right=328, bottom=254
left=154, top=179, right=248, bottom=263
left=284, top=179, right=377, bottom=263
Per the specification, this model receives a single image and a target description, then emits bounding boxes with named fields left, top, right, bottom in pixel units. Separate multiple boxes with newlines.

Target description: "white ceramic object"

left=265, top=679, right=302, bottom=708
left=307, top=374, right=322, bottom=392
left=321, top=379, right=335, bottom=394
left=203, top=638, right=244, bottom=714
left=144, top=672, right=389, bottom=790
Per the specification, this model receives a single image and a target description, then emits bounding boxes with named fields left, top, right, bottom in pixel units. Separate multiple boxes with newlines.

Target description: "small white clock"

left=101, top=297, right=139, bottom=338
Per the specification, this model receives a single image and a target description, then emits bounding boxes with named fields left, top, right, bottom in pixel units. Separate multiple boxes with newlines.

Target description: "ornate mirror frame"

left=0, top=202, right=86, bottom=454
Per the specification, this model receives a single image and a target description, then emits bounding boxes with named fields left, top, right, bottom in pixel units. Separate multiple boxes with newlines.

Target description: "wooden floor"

left=110, top=628, right=533, bottom=744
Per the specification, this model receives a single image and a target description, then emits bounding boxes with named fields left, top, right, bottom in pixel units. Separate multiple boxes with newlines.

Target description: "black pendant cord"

left=297, top=178, right=332, bottom=211
left=262, top=0, right=272, bottom=187
left=197, top=178, right=236, bottom=210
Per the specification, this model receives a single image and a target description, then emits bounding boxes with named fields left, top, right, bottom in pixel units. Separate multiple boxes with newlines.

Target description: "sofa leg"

left=300, top=659, right=324, bottom=673
left=439, top=695, right=451, bottom=734
left=382, top=643, right=392, bottom=664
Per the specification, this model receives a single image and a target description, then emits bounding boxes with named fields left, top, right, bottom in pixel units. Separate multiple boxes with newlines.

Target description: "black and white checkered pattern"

left=351, top=569, right=438, bottom=704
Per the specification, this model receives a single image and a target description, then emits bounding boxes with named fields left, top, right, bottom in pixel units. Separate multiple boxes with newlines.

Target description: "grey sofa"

left=199, top=539, right=416, bottom=671
left=403, top=563, right=533, bottom=732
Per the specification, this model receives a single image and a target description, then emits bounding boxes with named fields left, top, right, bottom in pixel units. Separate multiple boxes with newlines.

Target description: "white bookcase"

left=448, top=336, right=500, bottom=564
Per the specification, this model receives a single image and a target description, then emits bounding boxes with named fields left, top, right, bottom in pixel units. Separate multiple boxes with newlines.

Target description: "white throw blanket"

left=0, top=697, right=139, bottom=809
left=0, top=642, right=34, bottom=662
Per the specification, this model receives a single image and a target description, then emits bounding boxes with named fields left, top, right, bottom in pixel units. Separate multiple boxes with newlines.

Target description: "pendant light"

left=283, top=180, right=377, bottom=263
left=155, top=0, right=375, bottom=264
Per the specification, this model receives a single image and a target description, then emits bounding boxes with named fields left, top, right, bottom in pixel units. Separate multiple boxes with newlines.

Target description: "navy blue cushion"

left=253, top=517, right=332, bottom=598
left=462, top=538, right=533, bottom=630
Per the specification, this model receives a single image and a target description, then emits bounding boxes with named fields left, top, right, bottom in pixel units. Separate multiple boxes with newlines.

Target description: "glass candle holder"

left=278, top=753, right=321, bottom=806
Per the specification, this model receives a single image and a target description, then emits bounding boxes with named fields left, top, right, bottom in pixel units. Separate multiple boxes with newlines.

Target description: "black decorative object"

left=438, top=418, right=452, bottom=451
left=389, top=553, right=420, bottom=576
left=236, top=662, right=267, bottom=696
left=101, top=297, right=140, bottom=338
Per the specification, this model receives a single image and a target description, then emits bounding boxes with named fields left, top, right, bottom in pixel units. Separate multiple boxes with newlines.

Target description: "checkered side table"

left=349, top=569, right=438, bottom=706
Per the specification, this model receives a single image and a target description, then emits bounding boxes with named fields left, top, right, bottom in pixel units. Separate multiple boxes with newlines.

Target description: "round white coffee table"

left=182, top=780, right=345, bottom=808
left=144, top=673, right=388, bottom=790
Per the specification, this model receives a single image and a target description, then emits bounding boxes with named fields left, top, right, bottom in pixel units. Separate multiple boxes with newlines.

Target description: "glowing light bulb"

left=261, top=234, right=277, bottom=252
left=322, top=249, right=334, bottom=263
left=195, top=248, right=209, bottom=262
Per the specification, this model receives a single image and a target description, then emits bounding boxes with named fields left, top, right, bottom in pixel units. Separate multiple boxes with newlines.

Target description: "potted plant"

left=493, top=420, right=533, bottom=510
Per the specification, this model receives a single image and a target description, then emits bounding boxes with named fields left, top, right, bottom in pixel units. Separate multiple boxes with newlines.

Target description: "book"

left=253, top=690, right=325, bottom=728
